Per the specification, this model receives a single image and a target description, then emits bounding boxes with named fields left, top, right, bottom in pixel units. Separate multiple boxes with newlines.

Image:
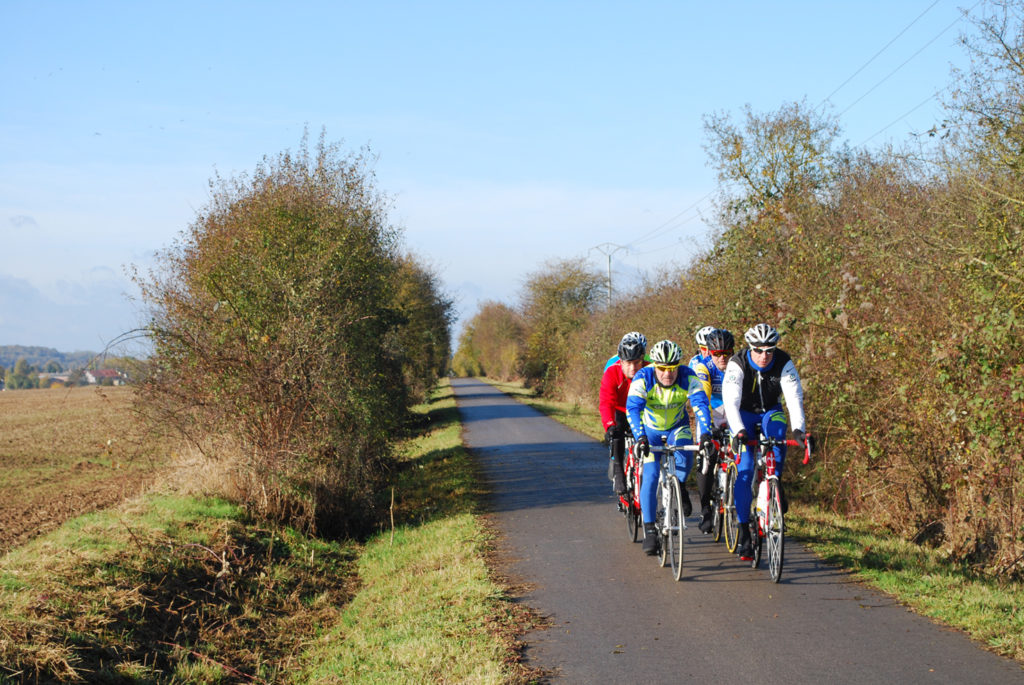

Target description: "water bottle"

left=756, top=480, right=768, bottom=522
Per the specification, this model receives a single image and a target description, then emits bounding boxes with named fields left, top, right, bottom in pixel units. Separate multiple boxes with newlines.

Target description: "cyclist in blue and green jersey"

left=691, top=328, right=734, bottom=533
left=626, top=339, right=713, bottom=555
left=722, top=323, right=808, bottom=561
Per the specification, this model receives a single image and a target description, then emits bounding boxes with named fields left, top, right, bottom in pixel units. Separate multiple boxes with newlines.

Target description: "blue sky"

left=1, top=1, right=979, bottom=353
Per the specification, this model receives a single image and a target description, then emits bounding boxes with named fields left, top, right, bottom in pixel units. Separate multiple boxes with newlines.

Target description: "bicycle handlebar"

left=736, top=434, right=813, bottom=465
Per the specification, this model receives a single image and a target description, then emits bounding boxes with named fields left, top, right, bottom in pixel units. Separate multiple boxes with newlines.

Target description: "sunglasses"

left=709, top=350, right=733, bottom=357
left=750, top=346, right=776, bottom=354
left=654, top=363, right=680, bottom=372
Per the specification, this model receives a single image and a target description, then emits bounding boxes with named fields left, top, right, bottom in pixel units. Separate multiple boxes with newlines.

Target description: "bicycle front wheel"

left=724, top=462, right=739, bottom=553
left=666, top=476, right=685, bottom=580
left=657, top=475, right=670, bottom=568
left=766, top=478, right=785, bottom=582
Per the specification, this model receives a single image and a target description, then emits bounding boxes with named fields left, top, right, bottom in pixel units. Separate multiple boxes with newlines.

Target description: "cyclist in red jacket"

left=599, top=331, right=648, bottom=494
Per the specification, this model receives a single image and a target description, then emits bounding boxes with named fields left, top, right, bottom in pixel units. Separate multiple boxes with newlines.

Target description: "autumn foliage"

left=134, top=134, right=452, bottom=537
left=456, top=3, right=1024, bottom=576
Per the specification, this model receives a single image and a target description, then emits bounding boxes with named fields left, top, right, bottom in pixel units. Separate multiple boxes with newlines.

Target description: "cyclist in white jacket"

left=722, top=323, right=808, bottom=561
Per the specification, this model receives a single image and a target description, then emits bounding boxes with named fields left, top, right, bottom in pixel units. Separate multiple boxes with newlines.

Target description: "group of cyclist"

left=599, top=323, right=809, bottom=561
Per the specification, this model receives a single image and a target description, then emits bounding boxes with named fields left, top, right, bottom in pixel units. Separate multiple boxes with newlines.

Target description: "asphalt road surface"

left=452, top=377, right=1024, bottom=684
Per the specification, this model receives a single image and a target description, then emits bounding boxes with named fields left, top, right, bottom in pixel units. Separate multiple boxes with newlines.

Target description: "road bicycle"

left=617, top=434, right=643, bottom=542
left=738, top=433, right=812, bottom=582
left=648, top=444, right=698, bottom=581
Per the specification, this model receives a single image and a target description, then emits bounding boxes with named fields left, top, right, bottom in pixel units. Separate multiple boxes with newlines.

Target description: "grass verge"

left=478, top=376, right=1024, bottom=664
left=296, top=379, right=541, bottom=683
left=0, top=379, right=537, bottom=683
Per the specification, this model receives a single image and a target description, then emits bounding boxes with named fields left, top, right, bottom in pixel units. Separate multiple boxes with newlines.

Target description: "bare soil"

left=0, top=386, right=169, bottom=555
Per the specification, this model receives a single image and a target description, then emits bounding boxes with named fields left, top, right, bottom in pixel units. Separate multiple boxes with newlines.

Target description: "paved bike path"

left=452, top=377, right=1023, bottom=683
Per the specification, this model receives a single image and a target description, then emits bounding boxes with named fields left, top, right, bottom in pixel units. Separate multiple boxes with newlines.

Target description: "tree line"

left=453, top=1, right=1024, bottom=578
left=133, top=132, right=453, bottom=538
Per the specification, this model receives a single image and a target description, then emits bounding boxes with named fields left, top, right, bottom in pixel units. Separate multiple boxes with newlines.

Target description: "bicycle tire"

left=767, top=478, right=785, bottom=582
left=724, top=461, right=739, bottom=553
left=657, top=473, right=670, bottom=568
left=667, top=476, right=685, bottom=580
left=711, top=458, right=724, bottom=543
left=626, top=502, right=640, bottom=542
left=625, top=453, right=642, bottom=542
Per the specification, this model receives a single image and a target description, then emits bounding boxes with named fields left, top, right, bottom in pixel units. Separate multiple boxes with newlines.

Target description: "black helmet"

left=705, top=328, right=734, bottom=353
left=617, top=331, right=647, bottom=361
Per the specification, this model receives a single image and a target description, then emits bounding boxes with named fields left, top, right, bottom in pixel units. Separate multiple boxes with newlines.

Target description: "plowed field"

left=0, top=386, right=169, bottom=554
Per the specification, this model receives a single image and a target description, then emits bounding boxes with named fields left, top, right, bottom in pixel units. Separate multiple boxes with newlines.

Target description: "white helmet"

left=649, top=339, right=682, bottom=366
left=695, top=325, right=715, bottom=347
left=744, top=323, right=780, bottom=347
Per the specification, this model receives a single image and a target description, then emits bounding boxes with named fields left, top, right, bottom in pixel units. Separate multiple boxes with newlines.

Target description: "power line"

left=821, top=0, right=941, bottom=106
left=837, top=1, right=980, bottom=118
left=861, top=91, right=939, bottom=144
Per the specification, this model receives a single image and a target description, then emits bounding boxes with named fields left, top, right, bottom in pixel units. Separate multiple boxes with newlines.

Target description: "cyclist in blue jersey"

left=689, top=325, right=715, bottom=370
left=626, top=339, right=713, bottom=555
left=722, top=323, right=808, bottom=561
left=692, top=327, right=734, bottom=533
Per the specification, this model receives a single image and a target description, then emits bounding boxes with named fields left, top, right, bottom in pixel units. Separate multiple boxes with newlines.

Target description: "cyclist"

left=722, top=323, right=808, bottom=561
left=600, top=331, right=648, bottom=494
left=626, top=339, right=713, bottom=555
left=690, top=325, right=715, bottom=369
left=691, top=327, right=734, bottom=533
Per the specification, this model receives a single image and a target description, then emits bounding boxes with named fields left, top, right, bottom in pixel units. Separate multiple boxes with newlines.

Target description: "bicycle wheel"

left=625, top=458, right=642, bottom=542
left=766, top=478, right=785, bottom=582
left=657, top=474, right=670, bottom=568
left=666, top=476, right=685, bottom=580
left=626, top=500, right=641, bottom=542
left=724, top=462, right=739, bottom=553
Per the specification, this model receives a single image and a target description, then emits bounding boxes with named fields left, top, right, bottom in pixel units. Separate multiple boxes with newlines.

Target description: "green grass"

left=296, top=380, right=539, bottom=683
left=480, top=376, right=1024, bottom=664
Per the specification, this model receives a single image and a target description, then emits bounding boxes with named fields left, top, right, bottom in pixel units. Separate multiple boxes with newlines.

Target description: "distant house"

left=38, top=373, right=71, bottom=388
left=85, top=369, right=125, bottom=385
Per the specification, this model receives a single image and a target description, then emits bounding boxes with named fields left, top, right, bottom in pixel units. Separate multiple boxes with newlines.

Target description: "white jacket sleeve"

left=722, top=359, right=745, bottom=434
left=779, top=359, right=806, bottom=432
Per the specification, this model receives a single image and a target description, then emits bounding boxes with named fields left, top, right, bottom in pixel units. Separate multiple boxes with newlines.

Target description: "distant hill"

left=0, top=345, right=99, bottom=371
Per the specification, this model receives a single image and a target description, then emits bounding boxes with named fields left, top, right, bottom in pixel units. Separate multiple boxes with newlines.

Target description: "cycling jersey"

left=688, top=352, right=710, bottom=370
left=626, top=365, right=711, bottom=435
left=722, top=348, right=806, bottom=525
left=722, top=349, right=805, bottom=433
left=691, top=359, right=727, bottom=430
left=599, top=359, right=647, bottom=431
